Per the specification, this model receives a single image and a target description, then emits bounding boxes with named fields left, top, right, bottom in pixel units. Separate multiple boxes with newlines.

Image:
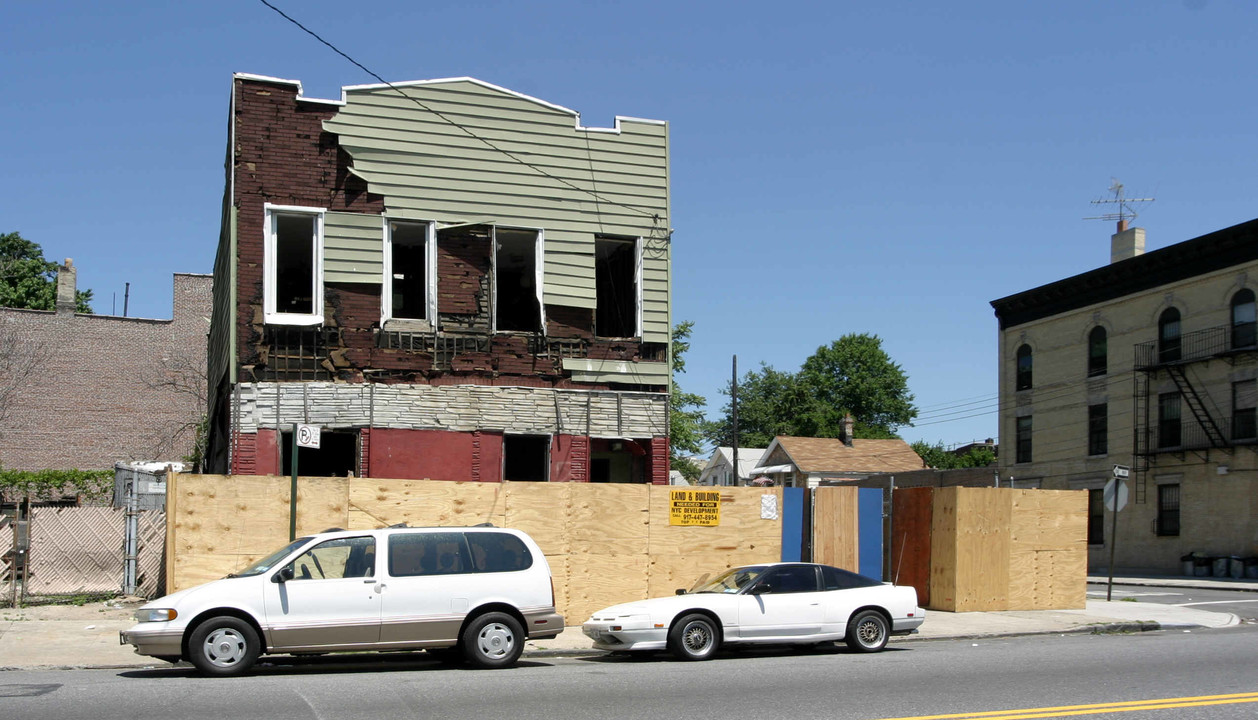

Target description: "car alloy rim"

left=203, top=627, right=248, bottom=667
left=682, top=621, right=713, bottom=654
left=477, top=622, right=516, bottom=659
left=857, top=618, right=883, bottom=646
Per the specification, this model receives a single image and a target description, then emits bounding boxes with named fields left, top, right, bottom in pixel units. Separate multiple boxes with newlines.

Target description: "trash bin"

left=1194, top=556, right=1213, bottom=577
left=1212, top=556, right=1233, bottom=578
left=1181, top=553, right=1197, bottom=576
left=1229, top=557, right=1245, bottom=579
left=1245, top=558, right=1258, bottom=580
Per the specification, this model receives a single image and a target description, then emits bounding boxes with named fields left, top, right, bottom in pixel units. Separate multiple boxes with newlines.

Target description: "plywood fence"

left=899, top=487, right=1086, bottom=612
left=165, top=474, right=783, bottom=624
left=811, top=486, right=859, bottom=571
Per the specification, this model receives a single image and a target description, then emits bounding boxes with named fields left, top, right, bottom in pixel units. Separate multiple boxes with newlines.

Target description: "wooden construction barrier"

left=165, top=474, right=784, bottom=623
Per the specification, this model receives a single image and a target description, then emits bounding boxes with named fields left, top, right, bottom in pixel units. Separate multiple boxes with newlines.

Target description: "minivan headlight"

left=135, top=608, right=177, bottom=623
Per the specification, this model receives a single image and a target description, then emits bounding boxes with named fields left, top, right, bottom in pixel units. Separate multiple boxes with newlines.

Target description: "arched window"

left=1087, top=326, right=1107, bottom=377
left=1158, top=308, right=1181, bottom=363
left=1015, top=344, right=1032, bottom=391
left=1232, top=289, right=1256, bottom=349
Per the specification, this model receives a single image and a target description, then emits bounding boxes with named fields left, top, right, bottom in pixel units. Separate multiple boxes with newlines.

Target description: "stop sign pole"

left=1106, top=464, right=1130, bottom=601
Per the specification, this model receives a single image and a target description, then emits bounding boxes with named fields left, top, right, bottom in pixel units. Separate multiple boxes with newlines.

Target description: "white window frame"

left=381, top=217, right=437, bottom=327
left=264, top=203, right=325, bottom=326
left=490, top=225, right=546, bottom=333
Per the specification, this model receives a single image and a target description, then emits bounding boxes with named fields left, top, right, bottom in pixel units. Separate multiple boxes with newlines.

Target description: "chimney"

left=56, top=258, right=77, bottom=314
left=1110, top=221, right=1145, bottom=264
left=841, top=414, right=854, bottom=447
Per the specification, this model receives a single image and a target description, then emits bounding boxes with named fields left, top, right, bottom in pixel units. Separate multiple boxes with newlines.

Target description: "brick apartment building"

left=204, top=74, right=672, bottom=482
left=0, top=260, right=212, bottom=472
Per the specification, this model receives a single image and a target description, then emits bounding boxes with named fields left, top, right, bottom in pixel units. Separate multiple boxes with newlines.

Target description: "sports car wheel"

left=188, top=616, right=261, bottom=676
left=668, top=613, right=719, bottom=661
left=461, top=612, right=524, bottom=669
left=845, top=610, right=889, bottom=653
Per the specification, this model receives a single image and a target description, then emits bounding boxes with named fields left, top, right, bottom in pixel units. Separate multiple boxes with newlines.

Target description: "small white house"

left=697, top=447, right=768, bottom=487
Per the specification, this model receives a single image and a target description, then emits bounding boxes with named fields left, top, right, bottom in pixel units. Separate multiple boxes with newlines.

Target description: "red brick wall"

left=0, top=273, right=212, bottom=471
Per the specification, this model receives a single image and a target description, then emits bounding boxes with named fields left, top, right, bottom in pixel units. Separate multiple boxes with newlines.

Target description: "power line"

left=256, top=0, right=662, bottom=223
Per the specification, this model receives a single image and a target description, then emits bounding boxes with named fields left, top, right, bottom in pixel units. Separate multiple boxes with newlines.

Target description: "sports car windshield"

left=690, top=566, right=769, bottom=594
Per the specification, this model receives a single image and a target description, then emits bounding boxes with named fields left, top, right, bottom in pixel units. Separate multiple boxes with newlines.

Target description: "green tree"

left=0, top=232, right=93, bottom=312
left=911, top=440, right=996, bottom=469
left=707, top=363, right=813, bottom=449
left=669, top=321, right=707, bottom=482
left=799, top=333, right=916, bottom=438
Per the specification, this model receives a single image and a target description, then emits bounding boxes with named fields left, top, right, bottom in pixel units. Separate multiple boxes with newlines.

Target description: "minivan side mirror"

left=273, top=566, right=294, bottom=584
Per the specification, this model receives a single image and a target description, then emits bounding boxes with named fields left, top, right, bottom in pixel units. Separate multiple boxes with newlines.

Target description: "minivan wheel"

left=188, top=616, right=261, bottom=676
left=461, top=612, right=524, bottom=669
left=668, top=613, right=719, bottom=661
left=845, top=610, right=889, bottom=653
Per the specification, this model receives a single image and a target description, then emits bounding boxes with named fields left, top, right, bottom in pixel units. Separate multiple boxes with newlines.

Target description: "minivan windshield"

left=690, top=566, right=769, bottom=594
left=232, top=537, right=312, bottom=577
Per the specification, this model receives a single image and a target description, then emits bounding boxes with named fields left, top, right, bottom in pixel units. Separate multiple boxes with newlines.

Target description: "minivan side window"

left=467, top=532, right=533, bottom=573
left=389, top=532, right=470, bottom=577
left=285, top=536, right=375, bottom=581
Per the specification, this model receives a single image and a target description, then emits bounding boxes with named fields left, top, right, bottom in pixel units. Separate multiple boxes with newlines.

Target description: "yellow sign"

left=669, top=489, right=722, bottom=526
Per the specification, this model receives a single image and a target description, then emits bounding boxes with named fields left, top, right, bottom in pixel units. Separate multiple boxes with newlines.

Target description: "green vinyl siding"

left=324, top=212, right=384, bottom=284
left=562, top=359, right=669, bottom=386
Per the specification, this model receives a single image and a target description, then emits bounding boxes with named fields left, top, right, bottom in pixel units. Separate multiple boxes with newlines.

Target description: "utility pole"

left=731, top=355, right=738, bottom=487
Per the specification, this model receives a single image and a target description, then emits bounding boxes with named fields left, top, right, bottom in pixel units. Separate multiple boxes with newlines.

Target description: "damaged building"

left=204, top=74, right=672, bottom=483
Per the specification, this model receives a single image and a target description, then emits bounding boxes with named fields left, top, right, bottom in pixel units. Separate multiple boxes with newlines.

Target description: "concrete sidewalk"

left=0, top=576, right=1245, bottom=671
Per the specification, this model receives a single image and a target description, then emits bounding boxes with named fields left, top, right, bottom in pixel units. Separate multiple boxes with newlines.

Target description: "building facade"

left=991, top=220, right=1258, bottom=573
left=205, top=74, right=672, bottom=483
left=0, top=261, right=211, bottom=472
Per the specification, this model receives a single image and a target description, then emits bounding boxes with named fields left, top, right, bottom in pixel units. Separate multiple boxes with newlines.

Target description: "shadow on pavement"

left=116, top=652, right=555, bottom=678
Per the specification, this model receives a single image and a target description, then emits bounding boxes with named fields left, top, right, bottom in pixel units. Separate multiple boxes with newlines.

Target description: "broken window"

left=502, top=434, right=549, bottom=482
left=265, top=206, right=323, bottom=324
left=385, top=220, right=432, bottom=321
left=494, top=228, right=541, bottom=332
left=281, top=430, right=358, bottom=477
left=595, top=236, right=638, bottom=338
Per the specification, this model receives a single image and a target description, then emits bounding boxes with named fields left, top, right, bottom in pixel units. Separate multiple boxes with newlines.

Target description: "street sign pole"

left=290, top=423, right=299, bottom=541
left=1106, top=464, right=1130, bottom=601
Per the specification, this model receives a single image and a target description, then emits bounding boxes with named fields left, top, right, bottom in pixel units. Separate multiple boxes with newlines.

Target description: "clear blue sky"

left=4, top=1, right=1256, bottom=450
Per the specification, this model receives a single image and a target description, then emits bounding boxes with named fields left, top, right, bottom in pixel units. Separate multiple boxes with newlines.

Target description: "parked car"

left=121, top=525, right=563, bottom=676
left=582, top=562, right=923, bottom=660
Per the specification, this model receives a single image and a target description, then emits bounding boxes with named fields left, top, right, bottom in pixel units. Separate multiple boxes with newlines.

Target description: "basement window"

left=595, top=236, right=639, bottom=338
left=384, top=220, right=434, bottom=323
left=503, top=435, right=549, bottom=482
left=281, top=430, right=358, bottom=477
left=265, top=205, right=325, bottom=325
left=494, top=228, right=542, bottom=332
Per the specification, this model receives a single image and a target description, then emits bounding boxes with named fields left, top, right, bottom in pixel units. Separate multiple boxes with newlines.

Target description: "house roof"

left=758, top=436, right=924, bottom=475
left=706, top=446, right=768, bottom=478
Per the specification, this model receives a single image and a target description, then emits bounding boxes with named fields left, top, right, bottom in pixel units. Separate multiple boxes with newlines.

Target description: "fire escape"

left=1132, top=322, right=1257, bottom=504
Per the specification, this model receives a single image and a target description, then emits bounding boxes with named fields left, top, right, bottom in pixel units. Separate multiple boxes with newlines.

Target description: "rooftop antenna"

left=1085, top=178, right=1154, bottom=232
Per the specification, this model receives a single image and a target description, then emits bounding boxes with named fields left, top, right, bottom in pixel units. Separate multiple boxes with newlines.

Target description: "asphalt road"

left=3, top=626, right=1257, bottom=720
left=1087, top=583, right=1258, bottom=621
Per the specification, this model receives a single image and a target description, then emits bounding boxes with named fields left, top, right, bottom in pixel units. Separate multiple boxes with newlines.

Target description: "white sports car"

left=583, top=562, right=924, bottom=660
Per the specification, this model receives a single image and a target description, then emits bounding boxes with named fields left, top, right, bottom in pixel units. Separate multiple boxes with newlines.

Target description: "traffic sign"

left=1103, top=477, right=1128, bottom=513
left=297, top=424, right=321, bottom=449
left=1112, top=464, right=1129, bottom=479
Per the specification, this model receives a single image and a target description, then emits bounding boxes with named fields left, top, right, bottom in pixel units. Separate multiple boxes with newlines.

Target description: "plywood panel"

left=929, top=487, right=959, bottom=612
left=953, top=488, right=1011, bottom=612
left=647, top=554, right=747, bottom=599
left=812, top=486, right=859, bottom=571
left=348, top=479, right=508, bottom=528
left=569, top=484, right=649, bottom=555
left=891, top=487, right=932, bottom=606
left=646, top=487, right=781, bottom=558
left=296, top=477, right=351, bottom=536
left=1008, top=490, right=1087, bottom=610
left=564, top=552, right=650, bottom=625
left=505, top=482, right=571, bottom=556
left=170, top=475, right=292, bottom=557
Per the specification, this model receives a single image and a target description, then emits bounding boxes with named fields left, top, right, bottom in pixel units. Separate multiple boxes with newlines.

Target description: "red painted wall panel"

left=256, top=429, right=280, bottom=476
left=370, top=428, right=503, bottom=482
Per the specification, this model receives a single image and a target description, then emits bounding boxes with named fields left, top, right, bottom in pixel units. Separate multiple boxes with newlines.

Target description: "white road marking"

left=1175, top=599, right=1258, bottom=607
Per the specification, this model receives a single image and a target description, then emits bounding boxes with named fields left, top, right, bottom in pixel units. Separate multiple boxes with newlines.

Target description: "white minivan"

left=121, top=525, right=563, bottom=675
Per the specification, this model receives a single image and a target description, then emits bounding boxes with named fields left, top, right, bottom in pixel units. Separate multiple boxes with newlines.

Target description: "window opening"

left=388, top=532, right=470, bottom=577
left=1232, top=289, right=1256, bottom=349
left=1015, top=345, right=1032, bottom=390
left=466, top=533, right=533, bottom=573
left=1087, top=489, right=1104, bottom=545
left=495, top=229, right=541, bottom=332
left=282, top=430, right=358, bottom=477
left=1233, top=380, right=1257, bottom=441
left=503, top=435, right=549, bottom=482
left=265, top=208, right=323, bottom=324
left=595, top=236, right=638, bottom=338
left=1158, top=308, right=1181, bottom=363
left=1088, top=403, right=1108, bottom=456
left=1156, top=484, right=1180, bottom=536
left=1087, top=327, right=1107, bottom=377
left=388, top=221, right=429, bottom=320
left=1015, top=416, right=1032, bottom=463
left=1157, top=393, right=1181, bottom=448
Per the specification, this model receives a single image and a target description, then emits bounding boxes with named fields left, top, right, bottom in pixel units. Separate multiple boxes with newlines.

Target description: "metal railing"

left=1138, top=415, right=1258, bottom=455
left=1134, top=323, right=1257, bottom=369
